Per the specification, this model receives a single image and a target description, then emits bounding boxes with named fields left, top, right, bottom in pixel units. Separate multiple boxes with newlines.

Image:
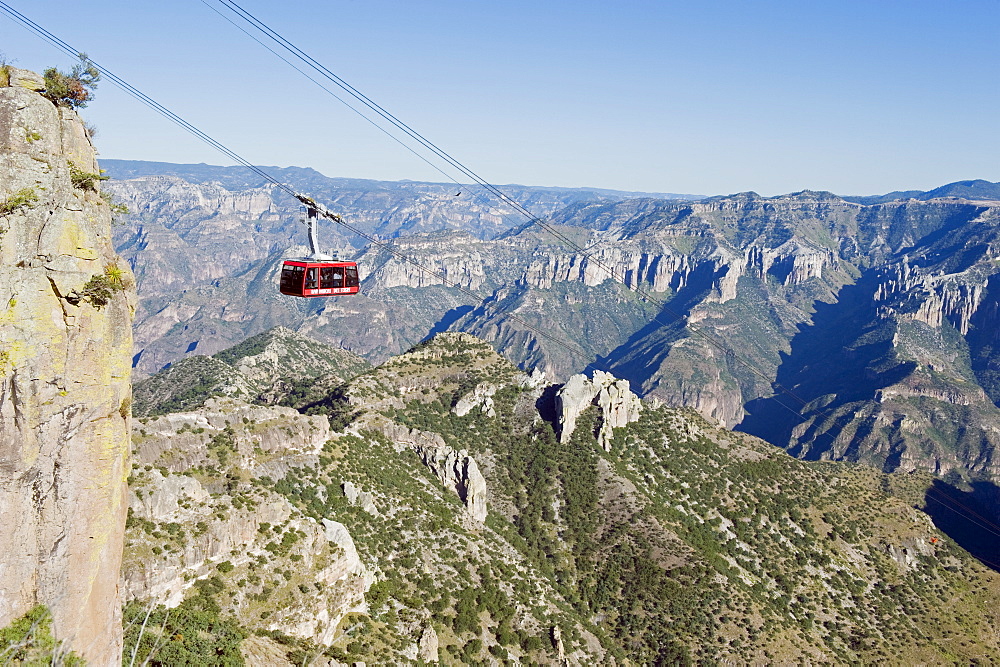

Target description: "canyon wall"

left=0, top=68, right=135, bottom=663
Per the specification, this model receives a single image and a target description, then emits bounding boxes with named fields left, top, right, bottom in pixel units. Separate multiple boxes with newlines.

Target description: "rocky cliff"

left=0, top=68, right=135, bottom=663
left=125, top=399, right=373, bottom=644
left=557, top=370, right=642, bottom=451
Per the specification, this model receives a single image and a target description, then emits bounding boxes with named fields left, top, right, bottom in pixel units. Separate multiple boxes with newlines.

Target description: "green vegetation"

left=0, top=188, right=38, bottom=216
left=124, top=332, right=1000, bottom=663
left=100, top=191, right=130, bottom=221
left=42, top=54, right=99, bottom=108
left=68, top=161, right=109, bottom=192
left=123, top=594, right=246, bottom=666
left=77, top=264, right=129, bottom=308
left=0, top=605, right=84, bottom=665
left=132, top=328, right=371, bottom=418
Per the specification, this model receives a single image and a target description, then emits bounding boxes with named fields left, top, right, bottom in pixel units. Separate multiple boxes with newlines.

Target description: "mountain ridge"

left=110, top=161, right=1000, bottom=536
left=121, top=330, right=1000, bottom=663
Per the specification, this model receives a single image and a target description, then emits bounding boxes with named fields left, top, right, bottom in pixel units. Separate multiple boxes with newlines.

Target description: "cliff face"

left=0, top=68, right=135, bottom=662
left=125, top=399, right=373, bottom=643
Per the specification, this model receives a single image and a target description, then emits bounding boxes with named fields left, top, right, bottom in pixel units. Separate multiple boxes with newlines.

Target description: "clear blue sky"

left=2, top=0, right=998, bottom=196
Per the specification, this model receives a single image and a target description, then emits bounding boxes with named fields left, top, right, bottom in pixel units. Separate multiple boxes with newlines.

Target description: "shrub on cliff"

left=0, top=188, right=38, bottom=216
left=42, top=54, right=99, bottom=109
left=0, top=605, right=84, bottom=665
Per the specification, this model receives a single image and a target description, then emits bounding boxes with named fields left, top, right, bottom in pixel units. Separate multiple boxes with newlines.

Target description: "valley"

left=123, top=330, right=1000, bottom=664
left=1, top=0, right=997, bottom=657
left=108, top=163, right=1000, bottom=513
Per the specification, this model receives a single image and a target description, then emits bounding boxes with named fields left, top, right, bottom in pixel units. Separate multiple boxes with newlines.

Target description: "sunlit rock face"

left=557, top=370, right=642, bottom=451
left=0, top=68, right=136, bottom=664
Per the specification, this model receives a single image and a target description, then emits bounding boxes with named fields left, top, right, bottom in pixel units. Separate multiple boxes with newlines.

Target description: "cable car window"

left=305, top=268, right=318, bottom=289
left=280, top=265, right=304, bottom=290
left=345, top=266, right=359, bottom=288
left=320, top=267, right=343, bottom=288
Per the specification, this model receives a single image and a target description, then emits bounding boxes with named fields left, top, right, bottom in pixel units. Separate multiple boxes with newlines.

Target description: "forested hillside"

left=123, top=331, right=1000, bottom=664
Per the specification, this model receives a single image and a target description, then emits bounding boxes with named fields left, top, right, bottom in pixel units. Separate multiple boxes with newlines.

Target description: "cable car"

left=280, top=195, right=360, bottom=298
left=280, top=260, right=359, bottom=297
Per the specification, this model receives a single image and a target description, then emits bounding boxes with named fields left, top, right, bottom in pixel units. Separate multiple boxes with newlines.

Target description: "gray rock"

left=379, top=423, right=488, bottom=523
left=557, top=373, right=603, bottom=443
left=342, top=480, right=359, bottom=505
left=418, top=625, right=439, bottom=662
left=453, top=382, right=498, bottom=417
left=357, top=491, right=380, bottom=517
left=342, top=480, right=379, bottom=516
left=0, top=70, right=134, bottom=664
left=557, top=371, right=642, bottom=450
left=552, top=625, right=567, bottom=665
left=322, top=519, right=367, bottom=578
left=415, top=440, right=488, bottom=524
left=8, top=67, right=45, bottom=91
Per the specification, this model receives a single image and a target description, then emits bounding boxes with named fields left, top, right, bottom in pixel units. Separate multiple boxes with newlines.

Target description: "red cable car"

left=280, top=195, right=360, bottom=298
left=280, top=260, right=359, bottom=297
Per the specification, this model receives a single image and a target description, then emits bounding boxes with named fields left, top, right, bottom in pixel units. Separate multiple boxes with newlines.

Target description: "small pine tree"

left=43, top=53, right=100, bottom=108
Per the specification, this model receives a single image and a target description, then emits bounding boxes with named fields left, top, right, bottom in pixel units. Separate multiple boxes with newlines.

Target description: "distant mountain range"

left=844, top=179, right=1000, bottom=205
left=106, top=160, right=1000, bottom=520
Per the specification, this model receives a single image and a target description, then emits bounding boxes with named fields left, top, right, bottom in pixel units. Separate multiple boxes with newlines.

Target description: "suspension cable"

left=0, top=0, right=595, bottom=366
left=208, top=0, right=815, bottom=412
left=2, top=1, right=996, bottom=572
left=1, top=1, right=964, bottom=471
left=0, top=0, right=861, bottom=432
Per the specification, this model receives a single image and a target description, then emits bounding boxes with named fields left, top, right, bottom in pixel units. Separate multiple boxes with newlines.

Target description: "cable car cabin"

left=280, top=260, right=359, bottom=297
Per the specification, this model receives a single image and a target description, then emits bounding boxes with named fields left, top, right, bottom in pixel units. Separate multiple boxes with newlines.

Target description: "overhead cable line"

left=9, top=5, right=993, bottom=562
left=203, top=2, right=1000, bottom=571
left=197, top=0, right=486, bottom=204
left=208, top=0, right=818, bottom=418
left=0, top=0, right=869, bottom=431
left=924, top=487, right=1000, bottom=539
left=4, top=2, right=997, bottom=575
left=0, top=0, right=591, bottom=366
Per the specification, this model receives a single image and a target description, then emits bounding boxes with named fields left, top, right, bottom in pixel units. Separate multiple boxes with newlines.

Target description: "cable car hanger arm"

left=292, top=193, right=343, bottom=259
left=294, top=193, right=342, bottom=223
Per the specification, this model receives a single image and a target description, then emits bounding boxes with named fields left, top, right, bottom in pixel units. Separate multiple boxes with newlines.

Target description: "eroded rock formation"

left=557, top=371, right=642, bottom=450
left=377, top=421, right=489, bottom=524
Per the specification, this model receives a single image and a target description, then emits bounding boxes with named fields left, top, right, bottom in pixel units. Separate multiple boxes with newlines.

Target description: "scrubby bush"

left=68, top=161, right=108, bottom=191
left=0, top=188, right=38, bottom=216
left=42, top=54, right=99, bottom=108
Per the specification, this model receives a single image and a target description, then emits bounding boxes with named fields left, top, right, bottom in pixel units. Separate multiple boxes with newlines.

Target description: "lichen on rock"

left=0, top=68, right=135, bottom=664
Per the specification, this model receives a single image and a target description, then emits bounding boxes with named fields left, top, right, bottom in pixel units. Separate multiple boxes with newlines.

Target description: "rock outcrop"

left=124, top=398, right=372, bottom=644
left=377, top=421, right=489, bottom=524
left=452, top=382, right=498, bottom=417
left=417, top=624, right=439, bottom=662
left=0, top=68, right=135, bottom=663
left=342, top=480, right=380, bottom=516
left=416, top=443, right=489, bottom=525
left=557, top=371, right=642, bottom=450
